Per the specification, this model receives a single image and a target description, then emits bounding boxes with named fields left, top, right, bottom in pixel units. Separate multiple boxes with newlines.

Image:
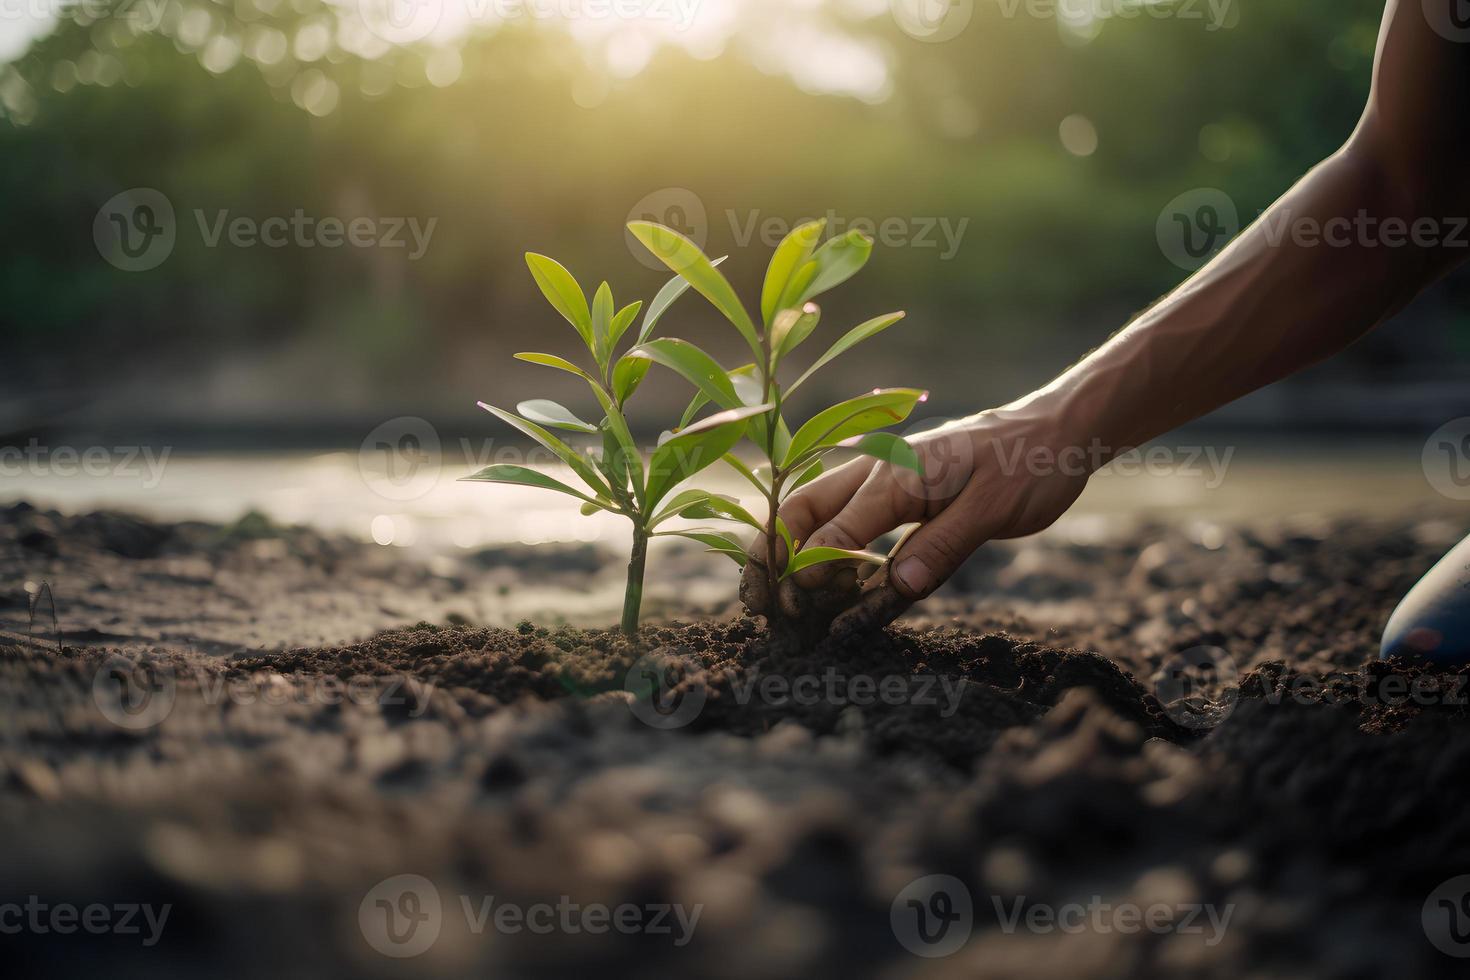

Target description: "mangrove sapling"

left=463, top=250, right=770, bottom=637
left=623, top=218, right=927, bottom=636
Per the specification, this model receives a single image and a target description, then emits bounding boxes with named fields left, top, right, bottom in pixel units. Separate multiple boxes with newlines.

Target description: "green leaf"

left=784, top=458, right=824, bottom=495
left=580, top=499, right=617, bottom=516
left=591, top=281, right=615, bottom=367
left=645, top=404, right=769, bottom=508
left=787, top=312, right=906, bottom=395
left=677, top=362, right=761, bottom=429
left=626, top=221, right=761, bottom=359
left=722, top=453, right=768, bottom=494
left=601, top=406, right=645, bottom=509
left=611, top=356, right=650, bottom=405
left=775, top=259, right=819, bottom=315
left=635, top=257, right=727, bottom=347
left=775, top=515, right=795, bottom=560
left=478, top=403, right=612, bottom=498
left=598, top=425, right=630, bottom=499
left=730, top=364, right=765, bottom=406
left=771, top=303, right=821, bottom=367
left=656, top=529, right=749, bottom=566
left=704, top=495, right=763, bottom=530
left=625, top=338, right=741, bottom=410
left=514, top=352, right=601, bottom=389
left=650, top=488, right=720, bottom=525
left=525, top=253, right=593, bottom=351
left=515, top=398, right=598, bottom=433
left=798, top=231, right=873, bottom=304
left=781, top=546, right=887, bottom=580
left=784, top=388, right=927, bottom=467
left=745, top=411, right=792, bottom=467
left=608, top=300, right=643, bottom=353
left=842, top=432, right=923, bottom=475
left=461, top=463, right=601, bottom=506
left=761, top=219, right=825, bottom=327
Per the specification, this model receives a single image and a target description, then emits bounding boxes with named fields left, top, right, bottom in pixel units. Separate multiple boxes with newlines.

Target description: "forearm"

left=1012, top=141, right=1465, bottom=458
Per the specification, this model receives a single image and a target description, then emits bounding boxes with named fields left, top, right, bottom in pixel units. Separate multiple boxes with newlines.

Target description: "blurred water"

left=0, top=435, right=1452, bottom=555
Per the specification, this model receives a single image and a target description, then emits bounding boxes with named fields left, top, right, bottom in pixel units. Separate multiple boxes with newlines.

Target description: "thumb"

left=794, top=465, right=924, bottom=588
left=885, top=495, right=991, bottom=600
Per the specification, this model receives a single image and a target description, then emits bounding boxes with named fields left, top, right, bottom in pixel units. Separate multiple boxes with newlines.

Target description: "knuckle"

left=919, top=527, right=970, bottom=570
left=814, top=512, right=863, bottom=550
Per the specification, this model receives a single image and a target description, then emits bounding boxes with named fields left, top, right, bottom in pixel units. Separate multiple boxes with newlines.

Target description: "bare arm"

left=1055, top=0, right=1470, bottom=455
left=749, top=0, right=1470, bottom=635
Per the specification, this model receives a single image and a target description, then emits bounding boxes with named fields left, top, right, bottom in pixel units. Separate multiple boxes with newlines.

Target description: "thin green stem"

left=621, top=522, right=649, bottom=637
left=758, top=324, right=785, bottom=616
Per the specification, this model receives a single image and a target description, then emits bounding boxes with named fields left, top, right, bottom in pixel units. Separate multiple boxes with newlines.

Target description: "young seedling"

left=623, top=218, right=927, bottom=633
left=464, top=250, right=771, bottom=637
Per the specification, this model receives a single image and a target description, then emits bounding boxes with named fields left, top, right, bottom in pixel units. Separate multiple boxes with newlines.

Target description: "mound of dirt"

left=5, top=503, right=1470, bottom=977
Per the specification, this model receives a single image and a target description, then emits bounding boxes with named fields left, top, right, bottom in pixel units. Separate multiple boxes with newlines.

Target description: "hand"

left=741, top=406, right=1092, bottom=640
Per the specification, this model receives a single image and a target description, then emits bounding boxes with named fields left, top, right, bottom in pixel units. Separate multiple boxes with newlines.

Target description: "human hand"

left=741, top=407, right=1092, bottom=641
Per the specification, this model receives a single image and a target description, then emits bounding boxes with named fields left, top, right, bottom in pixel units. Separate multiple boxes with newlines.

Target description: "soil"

left=3, top=500, right=1470, bottom=978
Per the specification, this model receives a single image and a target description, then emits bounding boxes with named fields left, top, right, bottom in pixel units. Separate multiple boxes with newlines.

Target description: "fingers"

left=885, top=487, right=992, bottom=600
left=793, top=464, right=924, bottom=588
left=820, top=565, right=914, bottom=651
left=777, top=458, right=874, bottom=546
left=740, top=458, right=874, bottom=607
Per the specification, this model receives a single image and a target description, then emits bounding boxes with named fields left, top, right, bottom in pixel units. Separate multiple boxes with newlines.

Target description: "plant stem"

left=759, top=322, right=786, bottom=625
left=763, top=474, right=784, bottom=624
left=621, top=523, right=648, bottom=637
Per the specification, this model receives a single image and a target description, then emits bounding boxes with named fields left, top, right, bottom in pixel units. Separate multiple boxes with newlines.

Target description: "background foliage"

left=2, top=0, right=1463, bottom=435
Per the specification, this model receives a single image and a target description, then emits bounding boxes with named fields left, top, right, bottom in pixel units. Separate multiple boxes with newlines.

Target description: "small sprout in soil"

left=464, top=248, right=769, bottom=637
left=625, top=218, right=926, bottom=633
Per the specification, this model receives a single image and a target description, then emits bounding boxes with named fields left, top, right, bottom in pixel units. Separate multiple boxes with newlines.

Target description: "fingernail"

left=891, top=556, right=933, bottom=597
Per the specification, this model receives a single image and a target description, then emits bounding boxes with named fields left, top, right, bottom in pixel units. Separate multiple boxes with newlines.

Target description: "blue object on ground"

left=1380, top=532, right=1470, bottom=665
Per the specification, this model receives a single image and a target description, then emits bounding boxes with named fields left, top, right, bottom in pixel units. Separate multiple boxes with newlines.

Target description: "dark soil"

left=3, top=502, right=1470, bottom=978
